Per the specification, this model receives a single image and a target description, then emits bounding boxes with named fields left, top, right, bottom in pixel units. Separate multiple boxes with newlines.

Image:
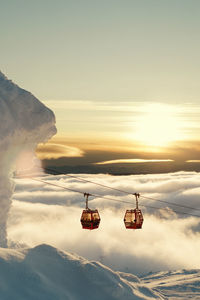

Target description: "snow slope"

left=1, top=243, right=200, bottom=299
left=0, top=244, right=163, bottom=300
left=141, top=270, right=200, bottom=299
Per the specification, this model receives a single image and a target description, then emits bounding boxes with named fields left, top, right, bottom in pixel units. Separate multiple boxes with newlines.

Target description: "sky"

left=1, top=0, right=200, bottom=172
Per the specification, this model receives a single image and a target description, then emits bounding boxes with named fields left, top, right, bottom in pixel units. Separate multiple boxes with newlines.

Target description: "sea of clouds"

left=10, top=171, right=200, bottom=275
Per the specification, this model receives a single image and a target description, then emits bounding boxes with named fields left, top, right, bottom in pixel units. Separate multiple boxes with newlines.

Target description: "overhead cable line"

left=41, top=167, right=200, bottom=213
left=140, top=195, right=200, bottom=212
left=30, top=177, right=84, bottom=195
left=30, top=177, right=200, bottom=219
left=16, top=168, right=200, bottom=214
left=43, top=167, right=132, bottom=195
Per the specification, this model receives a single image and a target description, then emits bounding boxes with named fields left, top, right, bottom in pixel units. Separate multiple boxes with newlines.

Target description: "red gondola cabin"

left=81, top=209, right=100, bottom=230
left=80, top=193, right=101, bottom=230
left=124, top=193, right=144, bottom=229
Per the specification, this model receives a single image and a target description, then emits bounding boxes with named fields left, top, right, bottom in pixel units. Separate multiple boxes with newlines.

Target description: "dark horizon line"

left=42, top=160, right=200, bottom=176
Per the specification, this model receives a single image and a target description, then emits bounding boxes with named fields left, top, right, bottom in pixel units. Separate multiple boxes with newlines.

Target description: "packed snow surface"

left=0, top=71, right=56, bottom=246
left=0, top=244, right=199, bottom=299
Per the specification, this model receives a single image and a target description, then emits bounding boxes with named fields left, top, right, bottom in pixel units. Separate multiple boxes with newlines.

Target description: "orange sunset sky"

left=1, top=0, right=200, bottom=173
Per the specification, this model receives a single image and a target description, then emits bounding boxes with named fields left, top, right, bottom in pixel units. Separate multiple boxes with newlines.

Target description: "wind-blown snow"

left=0, top=71, right=56, bottom=247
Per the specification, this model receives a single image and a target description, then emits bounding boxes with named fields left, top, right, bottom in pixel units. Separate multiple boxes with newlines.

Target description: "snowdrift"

left=0, top=244, right=163, bottom=300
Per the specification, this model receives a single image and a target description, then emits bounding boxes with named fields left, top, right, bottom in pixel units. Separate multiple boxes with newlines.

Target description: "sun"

left=133, top=103, right=181, bottom=147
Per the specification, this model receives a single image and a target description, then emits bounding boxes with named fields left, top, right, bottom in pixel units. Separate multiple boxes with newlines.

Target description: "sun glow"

left=133, top=103, right=182, bottom=147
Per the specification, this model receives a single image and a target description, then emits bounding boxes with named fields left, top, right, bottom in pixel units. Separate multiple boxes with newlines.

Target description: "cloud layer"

left=9, top=171, right=200, bottom=275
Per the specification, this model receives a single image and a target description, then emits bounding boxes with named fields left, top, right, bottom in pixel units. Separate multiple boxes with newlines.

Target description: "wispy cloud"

left=36, top=143, right=84, bottom=159
left=96, top=159, right=174, bottom=165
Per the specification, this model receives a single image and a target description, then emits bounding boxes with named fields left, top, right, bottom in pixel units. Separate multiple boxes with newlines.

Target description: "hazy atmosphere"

left=1, top=1, right=200, bottom=299
left=1, top=0, right=200, bottom=174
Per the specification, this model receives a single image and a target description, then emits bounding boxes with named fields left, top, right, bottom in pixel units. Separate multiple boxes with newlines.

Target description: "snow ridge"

left=0, top=243, right=199, bottom=299
left=0, top=244, right=163, bottom=300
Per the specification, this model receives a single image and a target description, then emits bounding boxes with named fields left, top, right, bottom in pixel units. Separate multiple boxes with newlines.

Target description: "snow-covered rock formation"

left=0, top=72, right=56, bottom=247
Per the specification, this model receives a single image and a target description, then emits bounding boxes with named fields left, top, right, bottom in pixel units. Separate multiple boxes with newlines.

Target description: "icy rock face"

left=0, top=244, right=164, bottom=300
left=0, top=72, right=56, bottom=247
